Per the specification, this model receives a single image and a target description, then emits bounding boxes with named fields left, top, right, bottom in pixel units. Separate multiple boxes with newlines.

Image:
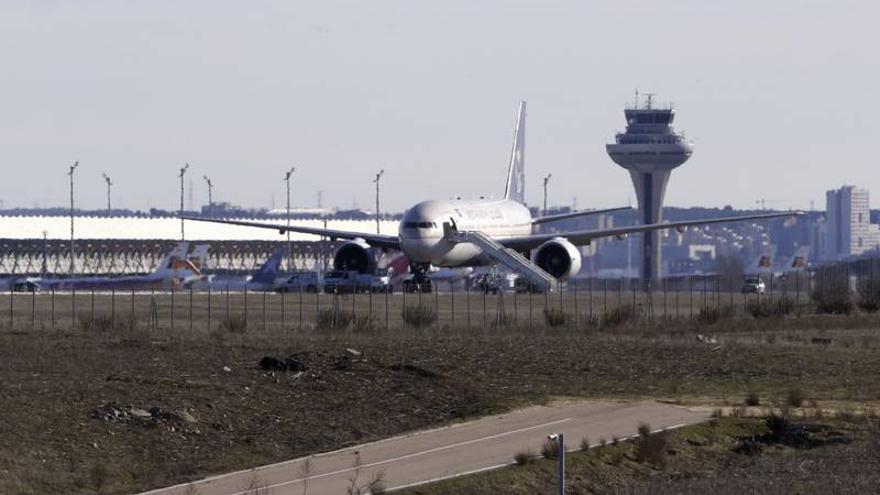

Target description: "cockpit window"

left=404, top=221, right=437, bottom=229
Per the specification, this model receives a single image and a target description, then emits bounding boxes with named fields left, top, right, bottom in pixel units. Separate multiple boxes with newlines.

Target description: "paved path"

left=142, top=400, right=707, bottom=495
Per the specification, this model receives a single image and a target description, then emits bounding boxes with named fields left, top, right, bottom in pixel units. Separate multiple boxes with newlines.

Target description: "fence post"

left=189, top=288, right=194, bottom=332
left=7, top=290, right=13, bottom=328
left=450, top=281, right=455, bottom=325
left=434, top=284, right=439, bottom=329
left=573, top=279, right=578, bottom=329
left=51, top=288, right=56, bottom=330
left=243, top=286, right=248, bottom=331
left=132, top=289, right=136, bottom=328
left=262, top=290, right=267, bottom=333
left=384, top=283, right=389, bottom=331
left=208, top=288, right=212, bottom=331
left=466, top=283, right=471, bottom=330
left=299, top=284, right=304, bottom=330
left=71, top=289, right=76, bottom=329
left=170, top=287, right=175, bottom=330
left=226, top=285, right=231, bottom=322
left=111, top=289, right=115, bottom=331
left=31, top=288, right=36, bottom=330
left=482, top=287, right=487, bottom=329
left=90, top=289, right=95, bottom=325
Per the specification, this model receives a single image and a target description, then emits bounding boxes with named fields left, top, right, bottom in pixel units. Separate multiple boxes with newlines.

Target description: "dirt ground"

left=1, top=309, right=880, bottom=494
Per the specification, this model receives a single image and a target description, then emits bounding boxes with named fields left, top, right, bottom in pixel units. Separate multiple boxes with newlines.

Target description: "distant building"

left=823, top=186, right=880, bottom=259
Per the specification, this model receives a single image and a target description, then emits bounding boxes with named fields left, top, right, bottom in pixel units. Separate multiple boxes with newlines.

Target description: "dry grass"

left=2, top=295, right=880, bottom=494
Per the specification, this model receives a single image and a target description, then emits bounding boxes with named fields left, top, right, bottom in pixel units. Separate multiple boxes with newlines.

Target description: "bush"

left=603, top=306, right=638, bottom=328
left=766, top=413, right=790, bottom=439
left=745, top=389, right=760, bottom=407
left=857, top=279, right=880, bottom=313
left=786, top=387, right=805, bottom=408
left=351, top=315, right=376, bottom=332
left=580, top=437, right=591, bottom=451
left=812, top=285, right=853, bottom=315
left=402, top=304, right=436, bottom=329
left=220, top=314, right=248, bottom=333
left=77, top=313, right=115, bottom=332
left=513, top=450, right=532, bottom=466
left=747, top=298, right=794, bottom=318
left=315, top=308, right=352, bottom=330
left=634, top=423, right=668, bottom=468
left=543, top=308, right=569, bottom=327
left=697, top=305, right=735, bottom=324
left=541, top=439, right=560, bottom=459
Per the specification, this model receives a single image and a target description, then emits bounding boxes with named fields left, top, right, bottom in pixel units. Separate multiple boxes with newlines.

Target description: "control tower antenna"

left=606, top=92, right=694, bottom=288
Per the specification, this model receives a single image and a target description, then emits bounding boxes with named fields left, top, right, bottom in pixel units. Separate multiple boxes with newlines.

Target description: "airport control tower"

left=606, top=93, right=694, bottom=285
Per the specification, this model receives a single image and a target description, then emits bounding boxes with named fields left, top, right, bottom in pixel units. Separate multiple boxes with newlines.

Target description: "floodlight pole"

left=374, top=169, right=385, bottom=235
left=68, top=161, right=79, bottom=275
left=203, top=175, right=213, bottom=216
left=284, top=166, right=296, bottom=271
left=543, top=173, right=552, bottom=216
left=179, top=163, right=189, bottom=240
left=102, top=173, right=112, bottom=212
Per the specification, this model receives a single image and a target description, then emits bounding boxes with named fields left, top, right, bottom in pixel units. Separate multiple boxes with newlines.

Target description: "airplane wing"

left=500, top=211, right=803, bottom=251
left=180, top=216, right=401, bottom=249
left=531, top=206, right=632, bottom=225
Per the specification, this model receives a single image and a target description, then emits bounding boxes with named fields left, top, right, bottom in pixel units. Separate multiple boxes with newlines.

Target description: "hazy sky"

left=0, top=1, right=876, bottom=213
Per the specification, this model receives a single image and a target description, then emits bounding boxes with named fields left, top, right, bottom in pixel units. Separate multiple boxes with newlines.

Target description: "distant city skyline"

left=1, top=1, right=877, bottom=214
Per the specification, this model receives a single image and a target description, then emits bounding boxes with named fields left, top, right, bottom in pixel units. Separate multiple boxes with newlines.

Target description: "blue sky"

left=0, top=0, right=876, bottom=213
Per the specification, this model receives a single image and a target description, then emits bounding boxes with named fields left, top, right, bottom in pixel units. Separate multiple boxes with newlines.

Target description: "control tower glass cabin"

left=605, top=95, right=694, bottom=284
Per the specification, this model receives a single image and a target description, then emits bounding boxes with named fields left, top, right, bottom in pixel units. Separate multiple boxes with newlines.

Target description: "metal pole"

left=102, top=173, right=112, bottom=212
left=284, top=166, right=295, bottom=271
left=68, top=161, right=79, bottom=275
left=374, top=169, right=385, bottom=235
left=543, top=173, right=552, bottom=216
left=179, top=163, right=189, bottom=241
left=203, top=175, right=213, bottom=216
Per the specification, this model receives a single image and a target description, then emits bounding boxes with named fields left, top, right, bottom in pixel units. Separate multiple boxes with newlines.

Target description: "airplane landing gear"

left=403, top=263, right=433, bottom=293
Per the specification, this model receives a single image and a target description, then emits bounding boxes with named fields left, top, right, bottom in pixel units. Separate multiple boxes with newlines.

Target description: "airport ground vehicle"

left=276, top=272, right=322, bottom=293
left=323, top=270, right=392, bottom=293
left=741, top=276, right=766, bottom=294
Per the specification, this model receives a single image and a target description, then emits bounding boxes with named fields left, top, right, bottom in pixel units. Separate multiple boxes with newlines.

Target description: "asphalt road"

left=142, top=400, right=708, bottom=495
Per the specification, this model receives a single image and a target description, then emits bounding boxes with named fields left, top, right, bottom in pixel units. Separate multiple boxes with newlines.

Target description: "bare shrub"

left=711, top=408, right=724, bottom=418
left=513, top=450, right=532, bottom=466
left=634, top=423, right=668, bottom=468
left=745, top=389, right=760, bottom=407
left=812, top=284, right=853, bottom=315
left=541, top=438, right=560, bottom=459
left=315, top=308, right=352, bottom=330
left=221, top=314, right=248, bottom=333
left=857, top=278, right=880, bottom=313
left=786, top=386, right=805, bottom=408
left=697, top=305, right=735, bottom=324
left=766, top=413, right=790, bottom=440
left=401, top=304, right=436, bottom=329
left=747, top=298, right=794, bottom=318
left=351, top=315, right=376, bottom=333
left=543, top=308, right=569, bottom=327
left=580, top=437, right=591, bottom=451
left=603, top=306, right=637, bottom=328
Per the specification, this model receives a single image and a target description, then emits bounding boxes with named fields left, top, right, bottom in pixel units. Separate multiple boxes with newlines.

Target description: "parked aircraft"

left=37, top=242, right=199, bottom=291
left=186, top=249, right=285, bottom=291
left=183, top=102, right=801, bottom=291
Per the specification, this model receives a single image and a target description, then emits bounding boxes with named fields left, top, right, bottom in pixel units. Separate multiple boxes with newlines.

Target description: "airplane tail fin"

left=189, top=244, right=211, bottom=272
left=504, top=101, right=526, bottom=204
left=251, top=249, right=285, bottom=284
left=153, top=242, right=190, bottom=276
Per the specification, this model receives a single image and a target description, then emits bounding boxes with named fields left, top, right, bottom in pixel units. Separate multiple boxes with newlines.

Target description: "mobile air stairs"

left=448, top=229, right=559, bottom=292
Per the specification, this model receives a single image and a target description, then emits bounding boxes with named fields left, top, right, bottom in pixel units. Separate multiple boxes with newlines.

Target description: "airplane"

left=182, top=101, right=801, bottom=291
left=38, top=242, right=199, bottom=291
left=185, top=249, right=286, bottom=291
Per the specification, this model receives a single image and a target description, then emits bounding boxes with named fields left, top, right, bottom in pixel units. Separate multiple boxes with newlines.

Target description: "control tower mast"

left=606, top=92, right=694, bottom=285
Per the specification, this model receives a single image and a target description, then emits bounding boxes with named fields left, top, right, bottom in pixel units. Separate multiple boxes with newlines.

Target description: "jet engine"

left=333, top=239, right=376, bottom=273
left=532, top=237, right=582, bottom=281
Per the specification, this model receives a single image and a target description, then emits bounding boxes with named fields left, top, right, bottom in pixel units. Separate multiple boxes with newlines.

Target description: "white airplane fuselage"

left=398, top=198, right=532, bottom=267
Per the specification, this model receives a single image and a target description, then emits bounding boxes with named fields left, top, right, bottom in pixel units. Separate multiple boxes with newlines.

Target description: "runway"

left=141, top=400, right=708, bottom=495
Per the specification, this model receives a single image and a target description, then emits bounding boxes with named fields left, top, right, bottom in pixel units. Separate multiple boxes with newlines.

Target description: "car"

left=276, top=272, right=322, bottom=293
left=741, top=276, right=766, bottom=294
left=324, top=270, right=392, bottom=294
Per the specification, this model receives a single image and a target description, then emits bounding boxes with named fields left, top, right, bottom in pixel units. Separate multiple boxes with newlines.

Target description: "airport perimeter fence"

left=3, top=261, right=880, bottom=333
